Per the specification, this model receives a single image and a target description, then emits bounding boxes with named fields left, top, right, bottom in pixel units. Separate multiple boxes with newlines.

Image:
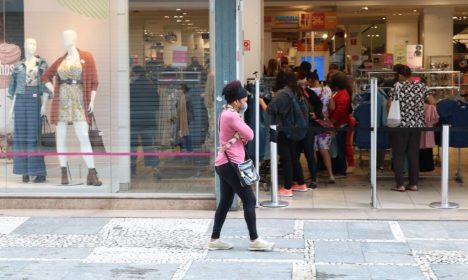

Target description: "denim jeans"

left=13, top=87, right=46, bottom=176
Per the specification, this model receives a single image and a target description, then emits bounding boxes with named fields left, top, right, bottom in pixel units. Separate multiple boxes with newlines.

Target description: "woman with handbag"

left=208, top=80, right=274, bottom=251
left=387, top=65, right=436, bottom=192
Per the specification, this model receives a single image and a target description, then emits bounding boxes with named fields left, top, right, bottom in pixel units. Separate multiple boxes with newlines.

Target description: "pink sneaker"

left=278, top=187, right=293, bottom=197
left=291, top=183, right=308, bottom=192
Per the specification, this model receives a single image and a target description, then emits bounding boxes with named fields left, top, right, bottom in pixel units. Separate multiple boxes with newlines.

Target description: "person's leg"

left=211, top=164, right=236, bottom=239
left=407, top=131, right=421, bottom=187
left=303, top=130, right=317, bottom=183
left=390, top=130, right=409, bottom=188
left=140, top=129, right=157, bottom=168
left=290, top=140, right=305, bottom=185
left=12, top=95, right=27, bottom=176
left=231, top=174, right=259, bottom=240
left=277, top=132, right=294, bottom=189
left=73, top=121, right=95, bottom=168
left=332, top=130, right=347, bottom=175
left=56, top=122, right=69, bottom=167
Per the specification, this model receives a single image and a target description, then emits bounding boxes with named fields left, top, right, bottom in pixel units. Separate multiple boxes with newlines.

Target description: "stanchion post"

left=255, top=79, right=260, bottom=207
left=430, top=125, right=459, bottom=209
left=260, top=125, right=288, bottom=208
left=370, top=78, right=378, bottom=208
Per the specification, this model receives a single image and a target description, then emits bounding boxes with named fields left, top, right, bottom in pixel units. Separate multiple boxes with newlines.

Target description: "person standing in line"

left=208, top=81, right=274, bottom=251
left=265, top=70, right=307, bottom=197
left=307, top=71, right=336, bottom=184
left=329, top=72, right=352, bottom=177
left=387, top=65, right=436, bottom=192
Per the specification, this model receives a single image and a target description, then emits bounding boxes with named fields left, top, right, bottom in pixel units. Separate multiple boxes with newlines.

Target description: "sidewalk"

left=1, top=215, right=468, bottom=279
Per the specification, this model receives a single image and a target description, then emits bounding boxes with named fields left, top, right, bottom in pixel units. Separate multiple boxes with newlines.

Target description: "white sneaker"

left=248, top=238, right=274, bottom=251
left=208, top=239, right=234, bottom=250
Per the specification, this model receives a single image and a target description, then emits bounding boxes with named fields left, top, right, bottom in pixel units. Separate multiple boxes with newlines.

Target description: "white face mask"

left=240, top=103, right=248, bottom=114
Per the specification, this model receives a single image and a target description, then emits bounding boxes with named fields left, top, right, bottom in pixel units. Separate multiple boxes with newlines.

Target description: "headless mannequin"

left=44, top=30, right=99, bottom=185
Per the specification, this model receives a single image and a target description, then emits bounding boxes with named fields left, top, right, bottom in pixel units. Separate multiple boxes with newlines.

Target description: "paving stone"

left=185, top=261, right=293, bottom=280
left=431, top=264, right=468, bottom=280
left=408, top=240, right=468, bottom=252
left=61, top=263, right=178, bottom=280
left=316, top=264, right=425, bottom=280
left=207, top=219, right=296, bottom=238
left=361, top=243, right=416, bottom=264
left=0, top=217, right=29, bottom=235
left=206, top=247, right=303, bottom=261
left=399, top=221, right=468, bottom=239
left=215, top=238, right=304, bottom=250
left=0, top=247, right=93, bottom=259
left=304, top=221, right=394, bottom=240
left=3, top=269, right=70, bottom=280
left=314, top=241, right=365, bottom=263
left=13, top=217, right=110, bottom=235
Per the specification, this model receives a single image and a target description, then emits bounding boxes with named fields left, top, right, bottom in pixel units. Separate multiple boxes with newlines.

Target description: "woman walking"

left=208, top=80, right=274, bottom=251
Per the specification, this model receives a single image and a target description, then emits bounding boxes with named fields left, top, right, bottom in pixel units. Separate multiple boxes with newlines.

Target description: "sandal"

left=405, top=185, right=418, bottom=191
left=391, top=186, right=406, bottom=192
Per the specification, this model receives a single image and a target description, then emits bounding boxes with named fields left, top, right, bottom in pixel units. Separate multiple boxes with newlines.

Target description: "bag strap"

left=218, top=110, right=250, bottom=163
left=88, top=113, right=99, bottom=131
left=42, top=116, right=52, bottom=134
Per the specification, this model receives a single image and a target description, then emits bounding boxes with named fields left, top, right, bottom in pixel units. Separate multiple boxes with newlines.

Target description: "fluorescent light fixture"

left=361, top=6, right=369, bottom=11
left=176, top=8, right=181, bottom=11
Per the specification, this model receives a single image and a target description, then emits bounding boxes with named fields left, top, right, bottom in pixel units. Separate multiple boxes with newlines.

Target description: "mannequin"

left=8, top=38, right=49, bottom=183
left=41, top=30, right=101, bottom=186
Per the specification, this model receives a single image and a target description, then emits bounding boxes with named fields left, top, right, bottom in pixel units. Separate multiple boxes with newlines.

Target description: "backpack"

left=282, top=90, right=309, bottom=141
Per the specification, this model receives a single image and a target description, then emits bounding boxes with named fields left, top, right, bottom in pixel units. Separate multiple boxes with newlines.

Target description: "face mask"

left=239, top=103, right=248, bottom=114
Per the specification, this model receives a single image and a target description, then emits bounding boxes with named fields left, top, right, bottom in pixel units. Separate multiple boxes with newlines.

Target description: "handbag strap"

left=218, top=110, right=251, bottom=163
left=42, top=116, right=52, bottom=134
left=88, top=113, right=99, bottom=131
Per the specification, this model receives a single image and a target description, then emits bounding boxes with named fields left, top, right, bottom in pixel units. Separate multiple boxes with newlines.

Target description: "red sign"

left=243, top=40, right=250, bottom=51
left=383, top=53, right=394, bottom=65
left=311, top=13, right=325, bottom=30
left=350, top=38, right=357, bottom=45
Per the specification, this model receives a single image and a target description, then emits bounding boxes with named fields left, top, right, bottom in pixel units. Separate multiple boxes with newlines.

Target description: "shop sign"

left=406, top=44, right=423, bottom=69
left=394, top=45, right=407, bottom=65
left=268, top=14, right=299, bottom=29
left=299, top=12, right=337, bottom=31
left=243, top=40, right=250, bottom=51
left=0, top=43, right=21, bottom=89
left=172, top=46, right=188, bottom=67
left=383, top=53, right=394, bottom=65
left=295, top=40, right=328, bottom=52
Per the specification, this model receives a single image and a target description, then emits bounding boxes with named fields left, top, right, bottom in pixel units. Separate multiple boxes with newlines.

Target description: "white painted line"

left=389, top=221, right=407, bottom=242
left=171, top=260, right=193, bottom=280
left=0, top=217, right=29, bottom=235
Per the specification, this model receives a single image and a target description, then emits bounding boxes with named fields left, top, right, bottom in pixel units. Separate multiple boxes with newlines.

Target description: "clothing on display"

left=436, top=99, right=468, bottom=148
left=353, top=88, right=389, bottom=149
left=42, top=49, right=98, bottom=126
left=8, top=56, right=50, bottom=178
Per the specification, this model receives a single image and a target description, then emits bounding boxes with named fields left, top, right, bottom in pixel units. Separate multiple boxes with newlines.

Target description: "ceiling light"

left=322, top=34, right=328, bottom=39
left=413, top=9, right=417, bottom=12
left=188, top=23, right=194, bottom=26
left=174, top=16, right=178, bottom=18
left=398, top=13, right=402, bottom=16
left=183, top=12, right=187, bottom=15
left=185, top=20, right=190, bottom=22
left=179, top=16, right=183, bottom=18
left=164, top=16, right=170, bottom=19
left=361, top=6, right=369, bottom=11
left=177, top=20, right=182, bottom=22
left=381, top=17, right=387, bottom=20
left=453, top=16, right=458, bottom=19
left=176, top=8, right=181, bottom=11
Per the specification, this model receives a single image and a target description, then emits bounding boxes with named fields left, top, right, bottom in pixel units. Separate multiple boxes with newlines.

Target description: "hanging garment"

left=420, top=104, right=439, bottom=149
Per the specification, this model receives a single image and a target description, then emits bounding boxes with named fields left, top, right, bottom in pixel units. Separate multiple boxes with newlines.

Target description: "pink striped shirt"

left=215, top=109, right=254, bottom=166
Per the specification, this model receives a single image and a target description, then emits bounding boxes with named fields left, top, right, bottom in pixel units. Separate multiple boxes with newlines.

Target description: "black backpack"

left=282, top=91, right=309, bottom=141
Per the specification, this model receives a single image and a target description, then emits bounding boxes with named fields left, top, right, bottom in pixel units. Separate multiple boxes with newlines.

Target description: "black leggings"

left=211, top=163, right=258, bottom=240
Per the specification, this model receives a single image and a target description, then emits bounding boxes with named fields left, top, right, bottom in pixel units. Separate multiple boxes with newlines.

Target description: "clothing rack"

left=355, top=70, right=465, bottom=183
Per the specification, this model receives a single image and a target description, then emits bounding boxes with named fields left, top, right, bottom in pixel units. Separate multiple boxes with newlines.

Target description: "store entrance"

left=253, top=1, right=468, bottom=210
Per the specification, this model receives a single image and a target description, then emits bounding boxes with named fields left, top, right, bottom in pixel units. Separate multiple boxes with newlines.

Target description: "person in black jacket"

left=130, top=65, right=161, bottom=180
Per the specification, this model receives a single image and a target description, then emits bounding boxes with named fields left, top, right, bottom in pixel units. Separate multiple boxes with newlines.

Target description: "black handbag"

left=88, top=114, right=106, bottom=153
left=224, top=146, right=260, bottom=188
left=40, top=116, right=56, bottom=151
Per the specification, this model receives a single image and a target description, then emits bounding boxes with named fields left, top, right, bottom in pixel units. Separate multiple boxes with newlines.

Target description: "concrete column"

left=385, top=15, right=419, bottom=54
left=345, top=25, right=364, bottom=73
left=242, top=0, right=263, bottom=80
left=110, top=0, right=130, bottom=191
left=422, top=7, right=454, bottom=68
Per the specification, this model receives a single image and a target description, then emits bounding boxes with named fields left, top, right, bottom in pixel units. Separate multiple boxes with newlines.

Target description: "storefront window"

left=127, top=1, right=213, bottom=193
left=0, top=0, right=214, bottom=195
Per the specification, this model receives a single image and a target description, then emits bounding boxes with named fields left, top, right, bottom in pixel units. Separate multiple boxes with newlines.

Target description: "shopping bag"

left=89, top=114, right=106, bottom=153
